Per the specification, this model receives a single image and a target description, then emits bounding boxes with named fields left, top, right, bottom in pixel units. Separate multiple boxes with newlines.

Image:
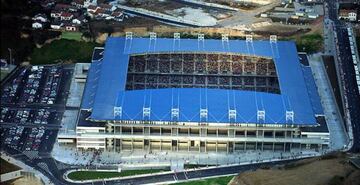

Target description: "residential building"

left=99, top=3, right=115, bottom=11
left=50, top=10, right=62, bottom=18
left=50, top=21, right=63, bottom=29
left=84, top=0, right=98, bottom=8
left=339, top=9, right=358, bottom=21
left=32, top=13, right=48, bottom=22
left=32, top=22, right=43, bottom=29
left=111, top=11, right=124, bottom=22
left=72, top=16, right=87, bottom=24
left=87, top=5, right=99, bottom=13
left=65, top=24, right=78, bottom=32
left=60, top=12, right=74, bottom=21
left=72, top=0, right=85, bottom=8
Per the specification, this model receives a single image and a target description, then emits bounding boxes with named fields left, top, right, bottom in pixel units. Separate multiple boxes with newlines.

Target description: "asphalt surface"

left=325, top=0, right=360, bottom=153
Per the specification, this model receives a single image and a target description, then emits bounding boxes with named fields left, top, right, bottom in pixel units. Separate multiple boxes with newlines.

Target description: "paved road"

left=324, top=0, right=360, bottom=153
left=9, top=151, right=300, bottom=185
left=1, top=103, right=66, bottom=110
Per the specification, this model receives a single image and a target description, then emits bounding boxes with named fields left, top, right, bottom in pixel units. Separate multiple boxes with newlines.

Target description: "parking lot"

left=1, top=107, right=61, bottom=125
left=0, top=64, right=73, bottom=155
left=1, top=66, right=64, bottom=105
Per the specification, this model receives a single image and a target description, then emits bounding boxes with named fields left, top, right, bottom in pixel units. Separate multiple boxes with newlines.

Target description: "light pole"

left=8, top=48, right=12, bottom=65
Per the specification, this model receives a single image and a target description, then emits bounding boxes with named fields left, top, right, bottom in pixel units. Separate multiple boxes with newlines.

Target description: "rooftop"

left=82, top=37, right=322, bottom=125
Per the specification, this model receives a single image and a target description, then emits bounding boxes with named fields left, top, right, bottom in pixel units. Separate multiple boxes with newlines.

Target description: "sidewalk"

left=61, top=150, right=321, bottom=184
left=308, top=54, right=348, bottom=150
left=52, top=143, right=321, bottom=168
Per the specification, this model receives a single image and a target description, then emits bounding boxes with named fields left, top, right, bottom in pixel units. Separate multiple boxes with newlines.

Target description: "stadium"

left=59, top=33, right=329, bottom=153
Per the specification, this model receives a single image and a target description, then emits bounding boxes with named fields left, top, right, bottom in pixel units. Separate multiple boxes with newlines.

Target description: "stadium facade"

left=59, top=34, right=329, bottom=153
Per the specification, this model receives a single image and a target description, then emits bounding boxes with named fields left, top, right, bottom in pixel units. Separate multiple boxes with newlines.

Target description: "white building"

left=32, top=14, right=48, bottom=22
left=50, top=22, right=63, bottom=30
left=72, top=16, right=87, bottom=24
left=349, top=12, right=357, bottom=21
left=32, top=22, right=43, bottom=29
left=84, top=0, right=97, bottom=8
left=339, top=9, right=358, bottom=22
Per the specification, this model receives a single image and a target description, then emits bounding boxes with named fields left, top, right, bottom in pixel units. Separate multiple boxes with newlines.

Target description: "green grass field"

left=67, top=169, right=167, bottom=181
left=30, top=39, right=100, bottom=65
left=61, top=31, right=83, bottom=41
left=281, top=33, right=323, bottom=53
left=294, top=34, right=323, bottom=53
left=174, top=176, right=234, bottom=185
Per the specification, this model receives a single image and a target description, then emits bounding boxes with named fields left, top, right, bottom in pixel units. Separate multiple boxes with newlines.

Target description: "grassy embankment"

left=174, top=175, right=234, bottom=185
left=30, top=33, right=325, bottom=65
left=67, top=169, right=167, bottom=181
left=294, top=34, right=323, bottom=53
left=281, top=33, right=323, bottom=53
left=61, top=32, right=83, bottom=41
left=30, top=39, right=100, bottom=65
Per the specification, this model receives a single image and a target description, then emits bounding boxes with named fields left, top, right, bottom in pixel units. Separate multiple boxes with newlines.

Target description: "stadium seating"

left=126, top=53, right=280, bottom=93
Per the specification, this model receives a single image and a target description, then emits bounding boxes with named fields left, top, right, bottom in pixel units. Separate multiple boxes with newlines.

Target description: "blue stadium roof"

left=301, top=66, right=324, bottom=115
left=82, top=37, right=322, bottom=125
left=81, top=60, right=102, bottom=110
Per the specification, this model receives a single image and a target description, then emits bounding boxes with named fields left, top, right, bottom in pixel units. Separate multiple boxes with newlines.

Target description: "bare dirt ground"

left=123, top=0, right=186, bottom=14
left=306, top=16, right=324, bottom=35
left=204, top=0, right=277, bottom=7
left=229, top=154, right=360, bottom=185
left=252, top=22, right=311, bottom=37
left=252, top=15, right=323, bottom=37
left=89, top=17, right=162, bottom=43
left=217, top=0, right=281, bottom=27
left=94, top=21, right=315, bottom=44
left=91, top=0, right=321, bottom=43
left=94, top=25, right=250, bottom=44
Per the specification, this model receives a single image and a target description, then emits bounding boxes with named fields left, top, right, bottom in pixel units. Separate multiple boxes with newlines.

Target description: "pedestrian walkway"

left=23, top=151, right=39, bottom=160
left=65, top=64, right=87, bottom=108
left=38, top=162, right=51, bottom=175
left=52, top=143, right=321, bottom=169
left=308, top=54, right=348, bottom=150
left=59, top=110, right=78, bottom=135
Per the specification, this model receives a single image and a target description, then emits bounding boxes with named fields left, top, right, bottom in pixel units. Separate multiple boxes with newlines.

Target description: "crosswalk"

left=54, top=161, right=67, bottom=170
left=23, top=151, right=39, bottom=160
left=38, top=162, right=51, bottom=174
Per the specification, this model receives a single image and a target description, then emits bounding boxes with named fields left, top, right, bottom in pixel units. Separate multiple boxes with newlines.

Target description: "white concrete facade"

left=59, top=122, right=330, bottom=153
